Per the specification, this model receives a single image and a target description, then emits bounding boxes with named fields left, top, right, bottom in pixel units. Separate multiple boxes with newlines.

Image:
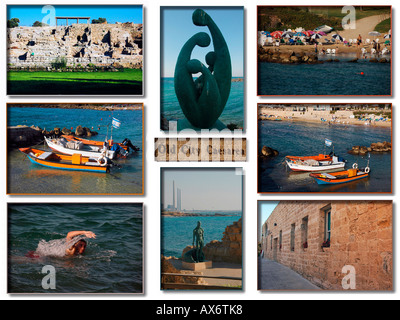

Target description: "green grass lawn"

left=374, top=18, right=391, bottom=34
left=308, top=6, right=391, bottom=21
left=7, top=69, right=143, bottom=95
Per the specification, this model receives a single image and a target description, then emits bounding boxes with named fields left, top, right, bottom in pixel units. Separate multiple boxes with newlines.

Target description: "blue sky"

left=259, top=202, right=279, bottom=239
left=7, top=5, right=142, bottom=26
left=162, top=168, right=243, bottom=211
left=161, top=7, right=244, bottom=78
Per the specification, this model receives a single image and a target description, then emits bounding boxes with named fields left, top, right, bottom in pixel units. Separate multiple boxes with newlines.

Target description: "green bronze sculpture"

left=183, top=221, right=205, bottom=263
left=174, top=9, right=232, bottom=129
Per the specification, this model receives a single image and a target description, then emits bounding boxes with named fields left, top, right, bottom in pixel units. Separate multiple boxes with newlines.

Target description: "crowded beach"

left=258, top=104, right=392, bottom=127
left=258, top=27, right=391, bottom=59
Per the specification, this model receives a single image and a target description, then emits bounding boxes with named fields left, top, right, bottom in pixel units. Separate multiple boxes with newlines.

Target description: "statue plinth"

left=182, top=260, right=212, bottom=271
left=177, top=118, right=227, bottom=131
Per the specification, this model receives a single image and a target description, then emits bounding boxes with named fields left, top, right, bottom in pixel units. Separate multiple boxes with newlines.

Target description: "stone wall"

left=203, top=218, right=242, bottom=264
left=261, top=201, right=393, bottom=290
left=7, top=23, right=142, bottom=69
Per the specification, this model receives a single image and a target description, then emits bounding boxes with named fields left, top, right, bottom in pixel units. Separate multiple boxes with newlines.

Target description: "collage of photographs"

left=1, top=1, right=396, bottom=307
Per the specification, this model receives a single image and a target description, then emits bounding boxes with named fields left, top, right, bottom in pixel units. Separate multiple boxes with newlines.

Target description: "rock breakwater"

left=258, top=46, right=321, bottom=64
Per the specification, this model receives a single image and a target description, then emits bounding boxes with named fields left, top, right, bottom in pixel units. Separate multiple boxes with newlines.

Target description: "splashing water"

left=35, top=235, right=86, bottom=258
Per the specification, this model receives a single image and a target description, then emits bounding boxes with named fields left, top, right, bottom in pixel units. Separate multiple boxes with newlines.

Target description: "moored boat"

left=61, top=135, right=140, bottom=153
left=45, top=136, right=116, bottom=159
left=309, top=165, right=370, bottom=185
left=285, top=154, right=346, bottom=172
left=19, top=147, right=112, bottom=173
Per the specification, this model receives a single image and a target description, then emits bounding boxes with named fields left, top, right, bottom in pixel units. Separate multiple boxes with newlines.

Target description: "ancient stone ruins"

left=7, top=23, right=143, bottom=69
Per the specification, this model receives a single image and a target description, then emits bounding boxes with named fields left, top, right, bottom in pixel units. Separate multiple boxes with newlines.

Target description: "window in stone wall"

left=323, top=206, right=331, bottom=248
left=290, top=223, right=295, bottom=251
left=301, top=216, right=309, bottom=249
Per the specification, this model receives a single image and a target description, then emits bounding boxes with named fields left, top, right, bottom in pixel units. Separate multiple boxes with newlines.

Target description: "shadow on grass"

left=7, top=78, right=143, bottom=95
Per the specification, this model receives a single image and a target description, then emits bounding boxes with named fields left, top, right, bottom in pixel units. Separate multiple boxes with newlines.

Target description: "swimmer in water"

left=65, top=231, right=96, bottom=256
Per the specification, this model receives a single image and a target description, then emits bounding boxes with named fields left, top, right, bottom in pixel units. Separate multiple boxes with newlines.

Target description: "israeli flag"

left=325, top=139, right=333, bottom=147
left=112, top=117, right=121, bottom=129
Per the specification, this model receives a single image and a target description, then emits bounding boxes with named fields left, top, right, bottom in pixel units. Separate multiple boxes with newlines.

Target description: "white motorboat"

left=45, top=136, right=116, bottom=159
left=286, top=154, right=346, bottom=172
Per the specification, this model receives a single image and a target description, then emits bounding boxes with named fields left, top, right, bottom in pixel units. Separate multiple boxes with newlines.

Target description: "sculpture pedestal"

left=177, top=119, right=227, bottom=131
left=182, top=260, right=212, bottom=271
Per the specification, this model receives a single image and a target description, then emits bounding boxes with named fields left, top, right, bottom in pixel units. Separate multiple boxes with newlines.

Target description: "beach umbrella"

left=294, top=32, right=306, bottom=37
left=318, top=31, right=327, bottom=36
left=384, top=34, right=391, bottom=39
left=303, top=31, right=313, bottom=36
left=271, top=31, right=283, bottom=38
left=311, top=33, right=322, bottom=39
left=384, top=40, right=391, bottom=45
left=282, top=31, right=294, bottom=37
left=331, top=34, right=343, bottom=42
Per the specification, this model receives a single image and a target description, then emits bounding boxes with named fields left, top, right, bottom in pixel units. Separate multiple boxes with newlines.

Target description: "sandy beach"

left=258, top=107, right=391, bottom=127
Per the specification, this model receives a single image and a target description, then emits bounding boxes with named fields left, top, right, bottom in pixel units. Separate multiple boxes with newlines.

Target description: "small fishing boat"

left=61, top=135, right=139, bottom=152
left=286, top=154, right=346, bottom=172
left=19, top=147, right=112, bottom=173
left=309, top=164, right=370, bottom=185
left=45, top=136, right=116, bottom=159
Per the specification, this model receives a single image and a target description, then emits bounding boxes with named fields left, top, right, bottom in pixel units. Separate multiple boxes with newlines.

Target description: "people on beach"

left=357, top=34, right=362, bottom=46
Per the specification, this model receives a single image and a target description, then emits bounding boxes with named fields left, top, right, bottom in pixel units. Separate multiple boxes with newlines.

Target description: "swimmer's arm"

left=66, top=231, right=96, bottom=240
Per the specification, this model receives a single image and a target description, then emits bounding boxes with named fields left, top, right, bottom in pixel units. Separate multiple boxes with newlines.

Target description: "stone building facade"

left=260, top=201, right=392, bottom=290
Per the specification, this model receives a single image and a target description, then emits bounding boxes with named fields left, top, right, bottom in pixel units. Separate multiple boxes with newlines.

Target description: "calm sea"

left=258, top=53, right=391, bottom=95
left=258, top=120, right=392, bottom=193
left=8, top=203, right=143, bottom=294
left=7, top=107, right=143, bottom=194
left=161, top=214, right=242, bottom=258
left=161, top=77, right=244, bottom=129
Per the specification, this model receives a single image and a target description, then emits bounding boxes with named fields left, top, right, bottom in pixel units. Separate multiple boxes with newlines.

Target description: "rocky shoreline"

left=258, top=145, right=279, bottom=160
left=258, top=46, right=321, bottom=64
left=9, top=103, right=142, bottom=111
left=258, top=46, right=391, bottom=65
left=348, top=142, right=392, bottom=155
left=162, top=211, right=240, bottom=217
left=8, top=124, right=100, bottom=149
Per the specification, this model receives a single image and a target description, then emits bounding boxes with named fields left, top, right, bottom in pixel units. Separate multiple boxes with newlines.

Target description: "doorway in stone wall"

left=273, top=238, right=278, bottom=261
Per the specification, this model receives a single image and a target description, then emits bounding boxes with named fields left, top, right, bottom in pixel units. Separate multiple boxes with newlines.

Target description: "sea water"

left=161, top=214, right=242, bottom=258
left=8, top=203, right=143, bottom=293
left=258, top=53, right=391, bottom=95
left=161, top=77, right=244, bottom=129
left=258, top=120, right=392, bottom=193
left=7, top=106, right=143, bottom=194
